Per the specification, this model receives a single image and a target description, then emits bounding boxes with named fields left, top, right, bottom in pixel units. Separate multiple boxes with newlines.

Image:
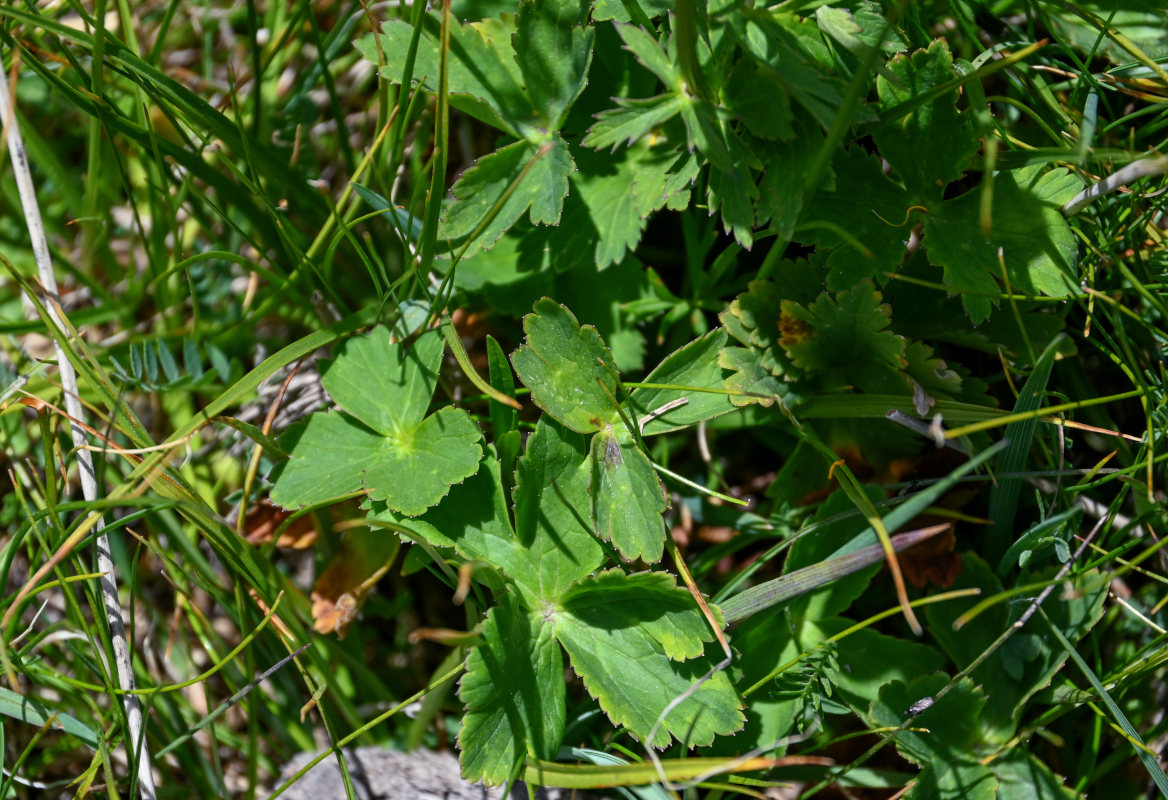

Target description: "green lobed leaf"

left=902, top=340, right=964, bottom=410
left=708, top=161, right=758, bottom=248
left=718, top=345, right=790, bottom=408
left=718, top=276, right=814, bottom=408
left=455, top=239, right=649, bottom=369
left=280, top=406, right=481, bottom=517
left=583, top=94, right=684, bottom=151
left=924, top=166, right=1082, bottom=324
left=678, top=97, right=742, bottom=176
left=613, top=22, right=679, bottom=88
left=514, top=0, right=593, bottom=128
left=816, top=1, right=908, bottom=57
left=321, top=327, right=444, bottom=436
left=555, top=574, right=743, bottom=748
left=778, top=280, right=908, bottom=396
left=870, top=673, right=985, bottom=764
left=386, top=453, right=534, bottom=605
left=511, top=299, right=622, bottom=433
left=874, top=39, right=978, bottom=201
left=355, top=18, right=528, bottom=136
left=630, top=148, right=700, bottom=218
left=459, top=594, right=566, bottom=783
left=542, top=144, right=649, bottom=271
left=438, top=136, right=575, bottom=253
left=589, top=426, right=667, bottom=563
left=395, top=423, right=606, bottom=607
left=722, top=280, right=783, bottom=352
left=627, top=328, right=736, bottom=436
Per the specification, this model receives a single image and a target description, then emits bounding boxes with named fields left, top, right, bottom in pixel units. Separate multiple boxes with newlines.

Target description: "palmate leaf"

left=718, top=279, right=795, bottom=408
left=459, top=594, right=565, bottom=784
left=718, top=345, right=790, bottom=408
left=390, top=420, right=739, bottom=775
left=610, top=22, right=680, bottom=88
left=902, top=340, right=963, bottom=409
left=513, top=300, right=740, bottom=562
left=779, top=280, right=908, bottom=396
left=630, top=148, right=700, bottom=218
left=554, top=571, right=743, bottom=748
left=560, top=570, right=721, bottom=661
left=708, top=161, right=759, bottom=248
left=512, top=419, right=607, bottom=601
left=720, top=279, right=787, bottom=351
left=321, top=326, right=443, bottom=437
left=387, top=431, right=604, bottom=609
left=271, top=328, right=482, bottom=516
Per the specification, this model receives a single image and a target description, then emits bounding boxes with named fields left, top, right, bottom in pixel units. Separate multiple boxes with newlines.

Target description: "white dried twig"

left=0, top=57, right=157, bottom=798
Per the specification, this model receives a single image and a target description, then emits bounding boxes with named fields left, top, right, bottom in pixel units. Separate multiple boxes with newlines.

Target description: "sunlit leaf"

left=511, top=299, right=621, bottom=434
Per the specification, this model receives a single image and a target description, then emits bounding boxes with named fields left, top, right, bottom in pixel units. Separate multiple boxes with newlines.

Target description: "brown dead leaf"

left=244, top=499, right=317, bottom=549
left=311, top=530, right=399, bottom=638
left=897, top=525, right=963, bottom=589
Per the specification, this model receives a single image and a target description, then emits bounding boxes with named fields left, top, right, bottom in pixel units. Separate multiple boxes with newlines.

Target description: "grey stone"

left=273, top=747, right=612, bottom=800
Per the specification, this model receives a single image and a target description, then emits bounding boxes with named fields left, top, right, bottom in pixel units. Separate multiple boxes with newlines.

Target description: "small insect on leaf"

left=904, top=696, right=935, bottom=716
